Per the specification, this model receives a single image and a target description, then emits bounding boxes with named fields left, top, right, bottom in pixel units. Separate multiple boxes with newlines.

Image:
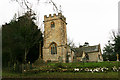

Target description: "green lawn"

left=2, top=72, right=119, bottom=78
left=2, top=61, right=120, bottom=79
left=32, top=61, right=120, bottom=70
left=47, top=61, right=120, bottom=68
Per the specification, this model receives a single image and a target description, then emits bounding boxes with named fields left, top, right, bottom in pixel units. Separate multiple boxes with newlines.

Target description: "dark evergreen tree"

left=2, top=11, right=43, bottom=68
left=103, top=34, right=120, bottom=61
left=113, top=35, right=120, bottom=60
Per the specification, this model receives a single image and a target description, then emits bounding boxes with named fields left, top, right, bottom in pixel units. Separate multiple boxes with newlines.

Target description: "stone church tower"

left=43, top=13, right=67, bottom=63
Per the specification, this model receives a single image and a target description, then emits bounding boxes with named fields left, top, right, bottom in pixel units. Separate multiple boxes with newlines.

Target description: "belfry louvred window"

left=51, top=43, right=57, bottom=54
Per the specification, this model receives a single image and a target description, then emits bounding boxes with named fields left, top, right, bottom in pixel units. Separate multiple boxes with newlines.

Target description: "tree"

left=12, top=0, right=61, bottom=13
left=2, top=11, right=43, bottom=68
left=67, top=38, right=76, bottom=48
left=2, top=21, right=21, bottom=66
left=17, top=11, right=43, bottom=63
left=111, top=32, right=120, bottom=61
left=103, top=31, right=120, bottom=61
left=103, top=41, right=114, bottom=55
left=103, top=41, right=116, bottom=61
left=113, top=35, right=120, bottom=56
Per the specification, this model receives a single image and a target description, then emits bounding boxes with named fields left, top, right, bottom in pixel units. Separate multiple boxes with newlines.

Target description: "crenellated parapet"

left=44, top=13, right=66, bottom=23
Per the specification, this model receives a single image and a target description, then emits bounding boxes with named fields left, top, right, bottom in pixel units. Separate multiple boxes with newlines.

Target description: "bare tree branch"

left=112, top=30, right=117, bottom=39
left=50, top=0, right=58, bottom=13
left=23, top=0, right=29, bottom=9
left=67, top=38, right=76, bottom=48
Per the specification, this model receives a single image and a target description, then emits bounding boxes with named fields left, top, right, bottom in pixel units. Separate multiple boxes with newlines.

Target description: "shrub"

left=55, top=63, right=65, bottom=69
left=33, top=59, right=45, bottom=66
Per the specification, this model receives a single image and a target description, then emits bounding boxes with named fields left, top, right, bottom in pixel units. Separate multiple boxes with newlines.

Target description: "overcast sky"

left=0, top=0, right=119, bottom=51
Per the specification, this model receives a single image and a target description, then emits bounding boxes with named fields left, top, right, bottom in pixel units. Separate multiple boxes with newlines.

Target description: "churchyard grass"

left=2, top=71, right=118, bottom=78
left=47, top=61, right=119, bottom=68
left=2, top=61, right=120, bottom=79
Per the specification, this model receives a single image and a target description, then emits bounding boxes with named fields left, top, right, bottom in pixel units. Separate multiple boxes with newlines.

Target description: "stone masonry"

left=43, top=13, right=67, bottom=63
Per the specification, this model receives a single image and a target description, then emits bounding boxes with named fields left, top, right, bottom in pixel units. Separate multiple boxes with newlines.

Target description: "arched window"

left=51, top=43, right=57, bottom=54
left=51, top=21, right=55, bottom=28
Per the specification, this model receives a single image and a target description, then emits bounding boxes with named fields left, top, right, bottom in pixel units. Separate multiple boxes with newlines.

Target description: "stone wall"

left=43, top=13, right=67, bottom=63
left=88, top=52, right=99, bottom=62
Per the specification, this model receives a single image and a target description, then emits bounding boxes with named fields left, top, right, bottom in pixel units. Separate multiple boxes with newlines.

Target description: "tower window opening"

left=51, top=43, right=57, bottom=54
left=51, top=21, right=55, bottom=28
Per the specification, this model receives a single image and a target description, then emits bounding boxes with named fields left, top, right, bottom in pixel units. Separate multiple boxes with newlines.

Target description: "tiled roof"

left=74, top=45, right=100, bottom=57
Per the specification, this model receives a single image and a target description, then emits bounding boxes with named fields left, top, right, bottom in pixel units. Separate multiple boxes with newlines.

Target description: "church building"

left=74, top=44, right=103, bottom=62
left=42, top=13, right=74, bottom=63
left=41, top=13, right=103, bottom=63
